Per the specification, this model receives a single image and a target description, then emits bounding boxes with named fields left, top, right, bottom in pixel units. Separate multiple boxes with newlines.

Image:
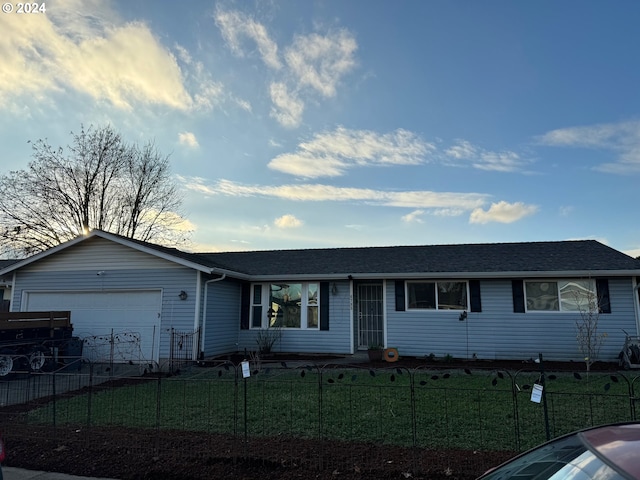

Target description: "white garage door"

left=24, top=290, right=161, bottom=364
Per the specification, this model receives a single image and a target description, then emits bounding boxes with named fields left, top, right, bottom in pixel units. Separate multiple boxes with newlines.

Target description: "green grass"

left=24, top=365, right=637, bottom=452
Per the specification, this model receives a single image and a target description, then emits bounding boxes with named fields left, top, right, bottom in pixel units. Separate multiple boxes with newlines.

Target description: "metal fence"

left=0, top=358, right=639, bottom=475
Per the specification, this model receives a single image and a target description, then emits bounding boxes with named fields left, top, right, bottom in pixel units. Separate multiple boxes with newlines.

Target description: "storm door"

left=356, top=283, right=384, bottom=349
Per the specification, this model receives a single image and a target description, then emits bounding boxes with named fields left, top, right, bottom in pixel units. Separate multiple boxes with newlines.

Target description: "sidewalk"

left=4, top=467, right=118, bottom=480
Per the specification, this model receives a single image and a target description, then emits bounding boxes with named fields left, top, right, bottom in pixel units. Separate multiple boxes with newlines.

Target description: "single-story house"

left=0, top=230, right=639, bottom=365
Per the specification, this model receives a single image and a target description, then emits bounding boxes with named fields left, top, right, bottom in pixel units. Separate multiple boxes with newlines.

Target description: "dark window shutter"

left=320, top=282, right=329, bottom=330
left=596, top=279, right=611, bottom=314
left=469, top=280, right=482, bottom=312
left=512, top=280, right=525, bottom=313
left=395, top=280, right=405, bottom=311
left=240, top=283, right=250, bottom=330
left=252, top=306, right=263, bottom=328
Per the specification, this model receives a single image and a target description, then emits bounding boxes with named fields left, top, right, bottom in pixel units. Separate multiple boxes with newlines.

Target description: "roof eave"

left=247, top=269, right=640, bottom=281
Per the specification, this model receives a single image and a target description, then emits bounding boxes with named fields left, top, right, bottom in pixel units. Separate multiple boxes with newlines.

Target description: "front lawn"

left=25, top=364, right=636, bottom=452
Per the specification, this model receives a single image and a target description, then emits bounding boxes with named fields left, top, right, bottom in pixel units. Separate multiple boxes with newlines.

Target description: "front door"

left=356, top=283, right=384, bottom=349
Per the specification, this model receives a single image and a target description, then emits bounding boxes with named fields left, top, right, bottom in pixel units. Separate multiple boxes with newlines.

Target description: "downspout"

left=633, top=279, right=640, bottom=337
left=11, top=272, right=17, bottom=312
left=200, top=273, right=227, bottom=359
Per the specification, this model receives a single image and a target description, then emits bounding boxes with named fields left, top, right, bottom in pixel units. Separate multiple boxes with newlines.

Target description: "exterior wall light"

left=179, top=290, right=188, bottom=301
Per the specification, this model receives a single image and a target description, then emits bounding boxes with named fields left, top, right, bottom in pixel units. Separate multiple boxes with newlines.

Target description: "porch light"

left=178, top=290, right=188, bottom=301
left=331, top=283, right=338, bottom=295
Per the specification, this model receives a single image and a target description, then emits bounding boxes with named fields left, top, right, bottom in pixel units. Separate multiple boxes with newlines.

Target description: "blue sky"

left=2, top=0, right=640, bottom=256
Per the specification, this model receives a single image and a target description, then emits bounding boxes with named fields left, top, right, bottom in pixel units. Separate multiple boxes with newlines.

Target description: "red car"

left=478, top=422, right=640, bottom=479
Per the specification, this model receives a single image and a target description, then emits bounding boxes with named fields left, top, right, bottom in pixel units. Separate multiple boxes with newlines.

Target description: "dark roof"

left=193, top=240, right=640, bottom=277
left=4, top=231, right=639, bottom=279
left=0, top=259, right=20, bottom=270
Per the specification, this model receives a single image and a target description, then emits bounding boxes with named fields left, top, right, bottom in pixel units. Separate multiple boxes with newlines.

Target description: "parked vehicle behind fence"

left=478, top=422, right=640, bottom=480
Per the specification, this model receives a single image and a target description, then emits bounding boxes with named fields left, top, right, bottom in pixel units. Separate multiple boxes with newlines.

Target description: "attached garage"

left=23, top=290, right=162, bottom=364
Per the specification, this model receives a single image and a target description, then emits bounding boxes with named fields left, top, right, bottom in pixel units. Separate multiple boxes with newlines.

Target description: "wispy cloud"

left=444, top=139, right=530, bottom=172
left=214, top=9, right=358, bottom=128
left=214, top=9, right=282, bottom=70
left=0, top=2, right=220, bottom=112
left=284, top=30, right=358, bottom=98
left=469, top=201, right=538, bottom=224
left=184, top=178, right=488, bottom=210
left=537, top=121, right=640, bottom=174
left=268, top=127, right=434, bottom=177
left=401, top=210, right=424, bottom=223
left=274, top=214, right=303, bottom=228
left=178, top=132, right=199, bottom=149
left=183, top=178, right=538, bottom=225
left=269, top=83, right=305, bottom=129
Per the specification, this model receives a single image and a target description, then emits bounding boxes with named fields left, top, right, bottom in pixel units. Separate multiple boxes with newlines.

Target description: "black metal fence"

left=0, top=359, right=639, bottom=475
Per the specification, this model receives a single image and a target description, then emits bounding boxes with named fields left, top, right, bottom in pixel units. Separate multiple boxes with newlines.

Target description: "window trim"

left=405, top=280, right=469, bottom=311
left=250, top=282, right=320, bottom=329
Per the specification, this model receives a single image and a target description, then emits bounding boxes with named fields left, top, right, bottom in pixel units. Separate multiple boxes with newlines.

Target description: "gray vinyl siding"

left=386, top=278, right=638, bottom=362
left=10, top=239, right=200, bottom=363
left=237, top=280, right=352, bottom=354
left=202, top=279, right=242, bottom=357
left=23, top=236, right=187, bottom=272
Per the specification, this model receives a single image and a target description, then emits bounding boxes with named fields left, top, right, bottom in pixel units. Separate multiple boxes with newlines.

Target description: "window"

left=251, top=285, right=262, bottom=328
left=407, top=281, right=468, bottom=310
left=525, top=279, right=596, bottom=312
left=251, top=283, right=319, bottom=329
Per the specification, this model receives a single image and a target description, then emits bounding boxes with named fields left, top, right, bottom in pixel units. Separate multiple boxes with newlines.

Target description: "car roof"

left=581, top=423, right=640, bottom=478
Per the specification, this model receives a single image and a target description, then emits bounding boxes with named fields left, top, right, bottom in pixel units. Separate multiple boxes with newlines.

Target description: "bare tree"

left=0, top=125, right=191, bottom=257
left=573, top=281, right=607, bottom=372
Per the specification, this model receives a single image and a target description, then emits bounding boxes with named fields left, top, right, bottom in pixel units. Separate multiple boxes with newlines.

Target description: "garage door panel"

left=25, top=291, right=161, bottom=363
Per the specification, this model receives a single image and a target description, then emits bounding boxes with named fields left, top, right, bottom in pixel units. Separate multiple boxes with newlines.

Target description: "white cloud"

left=274, top=214, right=303, bottom=229
left=0, top=3, right=220, bottom=112
left=284, top=30, right=357, bottom=98
left=444, top=139, right=529, bottom=172
left=537, top=121, right=640, bottom=174
left=269, top=82, right=305, bottom=129
left=477, top=151, right=524, bottom=172
left=402, top=210, right=424, bottom=223
left=214, top=9, right=282, bottom=70
left=214, top=9, right=358, bottom=128
left=178, top=132, right=199, bottom=149
left=185, top=178, right=536, bottom=226
left=268, top=127, right=434, bottom=178
left=445, top=140, right=477, bottom=159
left=559, top=206, right=574, bottom=217
left=623, top=248, right=640, bottom=258
left=184, top=178, right=489, bottom=210
left=469, top=201, right=538, bottom=224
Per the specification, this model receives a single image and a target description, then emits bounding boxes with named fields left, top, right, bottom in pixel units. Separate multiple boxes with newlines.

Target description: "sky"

left=2, top=0, right=640, bottom=257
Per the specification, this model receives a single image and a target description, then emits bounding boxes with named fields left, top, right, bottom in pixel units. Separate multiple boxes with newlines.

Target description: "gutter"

left=199, top=272, right=227, bottom=359
left=246, top=270, right=640, bottom=282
